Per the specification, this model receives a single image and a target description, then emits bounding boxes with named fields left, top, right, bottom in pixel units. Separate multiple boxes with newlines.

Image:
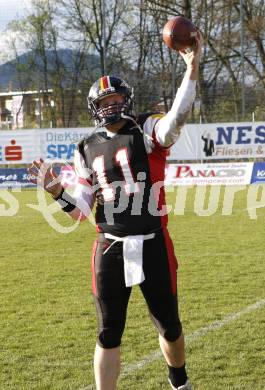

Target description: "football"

left=162, top=16, right=197, bottom=51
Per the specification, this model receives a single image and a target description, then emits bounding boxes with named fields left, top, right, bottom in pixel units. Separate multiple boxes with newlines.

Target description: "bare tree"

left=5, top=0, right=265, bottom=125
left=58, top=0, right=129, bottom=75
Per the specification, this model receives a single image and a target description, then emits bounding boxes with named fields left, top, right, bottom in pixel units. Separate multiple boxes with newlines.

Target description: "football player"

left=29, top=31, right=202, bottom=390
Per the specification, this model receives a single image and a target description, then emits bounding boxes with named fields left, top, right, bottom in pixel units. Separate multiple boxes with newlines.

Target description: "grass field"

left=1, top=186, right=265, bottom=390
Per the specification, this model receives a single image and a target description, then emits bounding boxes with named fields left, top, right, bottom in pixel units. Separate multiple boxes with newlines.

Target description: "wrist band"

left=54, top=188, right=76, bottom=212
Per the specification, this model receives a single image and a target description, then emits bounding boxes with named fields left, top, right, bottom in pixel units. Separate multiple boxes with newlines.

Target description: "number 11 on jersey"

left=92, top=148, right=140, bottom=201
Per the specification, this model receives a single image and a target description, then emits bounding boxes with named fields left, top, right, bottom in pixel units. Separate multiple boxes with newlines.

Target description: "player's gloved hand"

left=27, top=158, right=63, bottom=198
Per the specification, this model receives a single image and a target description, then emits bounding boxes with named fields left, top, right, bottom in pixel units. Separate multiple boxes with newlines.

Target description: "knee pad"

left=162, top=320, right=183, bottom=342
left=97, top=327, right=123, bottom=349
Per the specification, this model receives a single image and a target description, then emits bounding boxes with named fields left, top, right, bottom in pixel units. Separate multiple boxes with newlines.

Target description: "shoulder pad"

left=77, top=133, right=104, bottom=161
left=136, top=112, right=162, bottom=127
left=78, top=131, right=107, bottom=149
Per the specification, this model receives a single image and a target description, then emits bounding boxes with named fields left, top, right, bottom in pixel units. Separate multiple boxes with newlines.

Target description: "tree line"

left=5, top=0, right=265, bottom=128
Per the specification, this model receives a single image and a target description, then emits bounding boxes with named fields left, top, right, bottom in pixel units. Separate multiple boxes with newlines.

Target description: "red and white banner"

left=0, top=128, right=92, bottom=164
left=0, top=130, right=36, bottom=164
left=56, top=162, right=254, bottom=187
left=165, top=162, right=253, bottom=186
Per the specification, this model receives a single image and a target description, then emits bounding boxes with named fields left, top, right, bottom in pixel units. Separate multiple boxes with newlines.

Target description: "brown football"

left=163, top=16, right=197, bottom=51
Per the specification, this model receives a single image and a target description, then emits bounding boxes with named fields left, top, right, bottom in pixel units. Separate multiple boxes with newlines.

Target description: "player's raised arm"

left=154, top=31, right=203, bottom=148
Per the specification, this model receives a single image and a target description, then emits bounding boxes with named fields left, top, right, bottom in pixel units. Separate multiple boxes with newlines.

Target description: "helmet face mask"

left=96, top=96, right=126, bottom=124
left=87, top=76, right=134, bottom=126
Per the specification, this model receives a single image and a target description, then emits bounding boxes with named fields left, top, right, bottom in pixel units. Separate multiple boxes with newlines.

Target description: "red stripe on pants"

left=91, top=240, right=98, bottom=295
left=162, top=227, right=178, bottom=295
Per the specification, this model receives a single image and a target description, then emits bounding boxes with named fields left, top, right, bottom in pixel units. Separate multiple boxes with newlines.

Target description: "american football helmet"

left=87, top=75, right=134, bottom=126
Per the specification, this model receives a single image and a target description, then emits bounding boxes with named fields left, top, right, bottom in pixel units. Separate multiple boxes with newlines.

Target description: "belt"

left=102, top=232, right=155, bottom=287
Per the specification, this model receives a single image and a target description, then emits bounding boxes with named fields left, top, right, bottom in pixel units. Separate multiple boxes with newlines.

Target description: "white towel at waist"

left=103, top=232, right=155, bottom=287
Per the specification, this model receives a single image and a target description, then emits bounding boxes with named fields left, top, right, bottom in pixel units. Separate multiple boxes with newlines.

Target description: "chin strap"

left=84, top=119, right=108, bottom=138
left=121, top=113, right=154, bottom=153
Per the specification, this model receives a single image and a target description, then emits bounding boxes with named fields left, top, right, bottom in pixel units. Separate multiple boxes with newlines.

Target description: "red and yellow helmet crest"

left=99, top=76, right=111, bottom=91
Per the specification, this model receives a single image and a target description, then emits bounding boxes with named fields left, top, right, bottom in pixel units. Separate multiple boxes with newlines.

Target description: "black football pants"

left=90, top=227, right=182, bottom=348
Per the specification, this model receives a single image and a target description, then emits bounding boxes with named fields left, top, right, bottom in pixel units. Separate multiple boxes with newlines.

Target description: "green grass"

left=0, top=187, right=265, bottom=390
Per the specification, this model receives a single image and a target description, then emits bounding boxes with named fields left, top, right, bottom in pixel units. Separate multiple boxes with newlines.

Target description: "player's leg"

left=94, top=344, right=120, bottom=390
left=140, top=228, right=190, bottom=389
left=159, top=334, right=192, bottom=390
left=159, top=331, right=185, bottom=367
left=91, top=236, right=131, bottom=390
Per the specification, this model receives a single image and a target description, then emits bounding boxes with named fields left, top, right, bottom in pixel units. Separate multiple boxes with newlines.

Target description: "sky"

left=0, top=0, right=32, bottom=62
left=0, top=0, right=31, bottom=31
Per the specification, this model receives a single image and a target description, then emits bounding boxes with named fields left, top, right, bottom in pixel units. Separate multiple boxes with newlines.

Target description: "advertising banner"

left=0, top=162, right=254, bottom=189
left=0, top=166, right=78, bottom=189
left=0, top=128, right=93, bottom=165
left=1, top=122, right=265, bottom=164
left=164, top=162, right=253, bottom=186
left=39, top=128, right=91, bottom=161
left=169, top=122, right=265, bottom=161
left=0, top=130, right=37, bottom=165
left=0, top=168, right=34, bottom=188
left=250, top=163, right=265, bottom=184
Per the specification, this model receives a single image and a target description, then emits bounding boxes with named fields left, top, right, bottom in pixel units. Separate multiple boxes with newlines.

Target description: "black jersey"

left=76, top=113, right=169, bottom=236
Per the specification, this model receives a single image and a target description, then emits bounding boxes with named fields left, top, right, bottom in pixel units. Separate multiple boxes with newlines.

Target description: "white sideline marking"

left=78, top=298, right=265, bottom=390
